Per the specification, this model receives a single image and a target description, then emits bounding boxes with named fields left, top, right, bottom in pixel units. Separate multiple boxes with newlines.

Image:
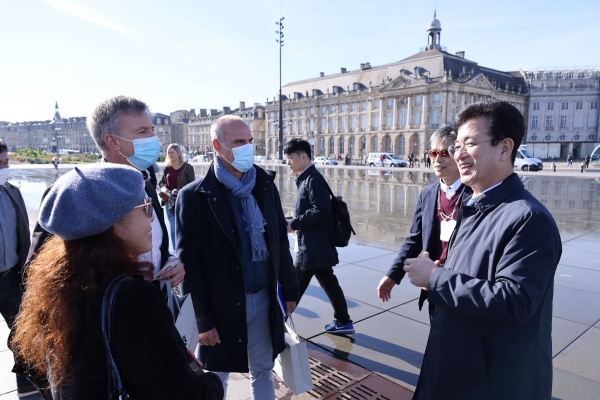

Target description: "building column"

left=392, top=97, right=398, bottom=130
left=407, top=95, right=412, bottom=128
left=422, top=93, right=429, bottom=128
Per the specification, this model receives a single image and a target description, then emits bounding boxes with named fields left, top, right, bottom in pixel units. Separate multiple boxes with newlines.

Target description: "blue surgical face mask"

left=219, top=141, right=254, bottom=172
left=0, top=167, right=9, bottom=186
left=114, top=135, right=160, bottom=170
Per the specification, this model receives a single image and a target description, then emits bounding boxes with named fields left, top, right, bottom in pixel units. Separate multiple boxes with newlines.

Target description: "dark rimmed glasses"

left=133, top=197, right=153, bottom=217
left=448, top=139, right=496, bottom=158
left=429, top=149, right=451, bottom=159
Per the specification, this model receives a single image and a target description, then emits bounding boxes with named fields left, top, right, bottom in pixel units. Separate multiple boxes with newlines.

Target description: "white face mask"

left=0, top=168, right=9, bottom=186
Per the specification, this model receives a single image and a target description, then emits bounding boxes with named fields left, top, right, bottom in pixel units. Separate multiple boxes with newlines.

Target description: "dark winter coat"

left=414, top=173, right=561, bottom=399
left=176, top=163, right=299, bottom=372
left=289, top=164, right=338, bottom=271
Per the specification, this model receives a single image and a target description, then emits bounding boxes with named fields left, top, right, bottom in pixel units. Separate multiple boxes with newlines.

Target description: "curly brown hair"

left=11, top=227, right=153, bottom=387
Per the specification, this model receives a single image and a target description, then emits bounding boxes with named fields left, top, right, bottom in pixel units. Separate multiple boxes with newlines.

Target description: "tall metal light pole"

left=275, top=8, right=285, bottom=162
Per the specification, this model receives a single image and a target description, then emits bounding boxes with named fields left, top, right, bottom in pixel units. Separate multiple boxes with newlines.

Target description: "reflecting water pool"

left=7, top=165, right=600, bottom=248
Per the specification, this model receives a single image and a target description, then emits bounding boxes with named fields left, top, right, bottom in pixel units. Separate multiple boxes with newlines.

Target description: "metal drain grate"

left=329, top=375, right=413, bottom=400
left=274, top=347, right=371, bottom=399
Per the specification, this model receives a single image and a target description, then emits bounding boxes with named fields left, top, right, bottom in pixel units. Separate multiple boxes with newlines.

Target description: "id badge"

left=440, top=219, right=456, bottom=242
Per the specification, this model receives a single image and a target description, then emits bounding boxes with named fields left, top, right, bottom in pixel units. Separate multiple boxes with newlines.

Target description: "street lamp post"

left=275, top=6, right=285, bottom=162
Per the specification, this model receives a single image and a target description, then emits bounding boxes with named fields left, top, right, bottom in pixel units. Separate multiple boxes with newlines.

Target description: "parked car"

left=314, top=157, right=339, bottom=165
left=513, top=146, right=543, bottom=171
left=366, top=153, right=407, bottom=167
left=254, top=155, right=267, bottom=163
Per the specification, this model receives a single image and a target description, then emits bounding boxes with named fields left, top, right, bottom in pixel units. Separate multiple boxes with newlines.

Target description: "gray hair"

left=429, top=125, right=457, bottom=149
left=87, top=96, right=150, bottom=153
left=210, top=115, right=246, bottom=144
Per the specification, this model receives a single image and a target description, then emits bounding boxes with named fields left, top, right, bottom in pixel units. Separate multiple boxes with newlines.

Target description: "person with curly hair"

left=11, top=163, right=223, bottom=400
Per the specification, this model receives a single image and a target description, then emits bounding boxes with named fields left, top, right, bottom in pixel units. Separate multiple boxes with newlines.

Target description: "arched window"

left=384, top=136, right=391, bottom=152
left=319, top=138, right=325, bottom=155
left=339, top=137, right=345, bottom=154
left=399, top=136, right=405, bottom=154
left=349, top=137, right=355, bottom=155
left=329, top=137, right=335, bottom=155
left=361, top=137, right=367, bottom=155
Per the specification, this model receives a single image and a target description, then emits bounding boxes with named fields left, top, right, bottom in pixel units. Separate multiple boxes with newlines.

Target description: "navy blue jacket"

left=176, top=164, right=299, bottom=372
left=386, top=182, right=470, bottom=309
left=290, top=164, right=338, bottom=271
left=415, top=173, right=561, bottom=399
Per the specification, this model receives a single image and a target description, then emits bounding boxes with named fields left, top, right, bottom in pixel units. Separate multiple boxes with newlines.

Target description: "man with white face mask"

left=176, top=115, right=299, bottom=400
left=0, top=140, right=37, bottom=397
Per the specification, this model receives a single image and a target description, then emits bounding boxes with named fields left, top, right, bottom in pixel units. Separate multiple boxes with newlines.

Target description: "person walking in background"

left=404, top=101, right=561, bottom=399
left=585, top=154, right=590, bottom=168
left=0, top=140, right=37, bottom=397
left=159, top=143, right=195, bottom=249
left=12, top=164, right=223, bottom=400
left=285, top=139, right=355, bottom=335
left=52, top=157, right=59, bottom=170
left=176, top=115, right=299, bottom=400
left=567, top=152, right=573, bottom=167
left=377, top=127, right=471, bottom=321
left=379, top=153, right=385, bottom=167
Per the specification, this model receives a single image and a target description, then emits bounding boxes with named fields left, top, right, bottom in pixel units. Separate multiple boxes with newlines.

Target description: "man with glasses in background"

left=403, top=101, right=561, bottom=399
left=377, top=126, right=470, bottom=321
left=0, top=140, right=38, bottom=397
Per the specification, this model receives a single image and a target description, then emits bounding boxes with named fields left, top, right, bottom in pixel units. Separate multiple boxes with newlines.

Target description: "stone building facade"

left=152, top=112, right=171, bottom=154
left=0, top=122, right=19, bottom=152
left=170, top=109, right=196, bottom=151
left=187, top=102, right=266, bottom=156
left=264, top=15, right=528, bottom=160
left=523, top=68, right=600, bottom=159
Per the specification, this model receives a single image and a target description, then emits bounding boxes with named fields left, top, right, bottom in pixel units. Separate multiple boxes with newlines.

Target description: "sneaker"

left=323, top=321, right=355, bottom=335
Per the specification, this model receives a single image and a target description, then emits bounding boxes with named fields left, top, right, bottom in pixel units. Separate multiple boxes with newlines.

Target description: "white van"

left=366, top=153, right=407, bottom=167
left=514, top=146, right=543, bottom=171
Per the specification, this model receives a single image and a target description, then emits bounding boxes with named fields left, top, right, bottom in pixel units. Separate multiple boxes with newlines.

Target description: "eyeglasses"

left=429, top=149, right=451, bottom=159
left=133, top=197, right=153, bottom=217
left=448, top=139, right=496, bottom=158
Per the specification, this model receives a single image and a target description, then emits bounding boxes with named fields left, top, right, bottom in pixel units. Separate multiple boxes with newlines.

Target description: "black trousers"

left=0, top=268, right=31, bottom=389
left=296, top=266, right=351, bottom=324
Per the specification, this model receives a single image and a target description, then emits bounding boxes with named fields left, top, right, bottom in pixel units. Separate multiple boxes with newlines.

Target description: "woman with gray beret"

left=11, top=164, right=223, bottom=400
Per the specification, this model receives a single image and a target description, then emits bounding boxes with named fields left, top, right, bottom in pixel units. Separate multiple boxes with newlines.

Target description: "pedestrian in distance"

left=379, top=153, right=385, bottom=167
left=285, top=139, right=355, bottom=335
left=403, top=101, right=561, bottom=399
left=0, top=140, right=37, bottom=397
left=567, top=152, right=572, bottom=168
left=585, top=154, right=590, bottom=168
left=52, top=157, right=59, bottom=170
left=552, top=161, right=557, bottom=172
left=377, top=127, right=471, bottom=321
left=159, top=143, right=195, bottom=249
left=11, top=164, right=223, bottom=400
left=176, top=115, right=299, bottom=400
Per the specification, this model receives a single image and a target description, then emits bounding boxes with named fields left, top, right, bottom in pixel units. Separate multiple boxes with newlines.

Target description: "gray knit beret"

left=39, top=163, right=146, bottom=240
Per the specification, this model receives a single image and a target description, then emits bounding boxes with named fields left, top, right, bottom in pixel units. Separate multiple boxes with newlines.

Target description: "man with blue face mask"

left=28, top=96, right=184, bottom=286
left=176, top=115, right=299, bottom=400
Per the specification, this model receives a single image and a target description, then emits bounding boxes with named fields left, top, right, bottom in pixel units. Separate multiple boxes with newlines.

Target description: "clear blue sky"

left=0, top=0, right=598, bottom=122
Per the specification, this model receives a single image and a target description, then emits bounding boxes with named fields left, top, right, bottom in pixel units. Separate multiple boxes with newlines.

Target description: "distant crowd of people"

left=1, top=97, right=561, bottom=400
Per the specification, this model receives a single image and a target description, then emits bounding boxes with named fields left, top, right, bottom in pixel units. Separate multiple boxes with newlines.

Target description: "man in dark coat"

left=0, top=140, right=37, bottom=397
left=284, top=139, right=354, bottom=335
left=377, top=126, right=471, bottom=321
left=176, top=115, right=299, bottom=400
left=404, top=101, right=561, bottom=399
left=27, top=96, right=181, bottom=285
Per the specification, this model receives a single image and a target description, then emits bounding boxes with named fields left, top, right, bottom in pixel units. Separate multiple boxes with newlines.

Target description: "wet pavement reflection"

left=7, top=165, right=600, bottom=246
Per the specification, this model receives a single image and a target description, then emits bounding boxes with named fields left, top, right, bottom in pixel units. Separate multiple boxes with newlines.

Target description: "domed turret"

left=426, top=11, right=442, bottom=51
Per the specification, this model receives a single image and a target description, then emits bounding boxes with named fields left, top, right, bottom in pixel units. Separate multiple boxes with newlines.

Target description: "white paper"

left=440, top=219, right=456, bottom=242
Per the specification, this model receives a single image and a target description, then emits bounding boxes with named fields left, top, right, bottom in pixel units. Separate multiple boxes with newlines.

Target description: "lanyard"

left=437, top=185, right=465, bottom=222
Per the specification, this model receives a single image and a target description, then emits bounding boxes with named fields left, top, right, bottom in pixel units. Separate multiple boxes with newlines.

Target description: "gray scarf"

left=214, top=157, right=269, bottom=261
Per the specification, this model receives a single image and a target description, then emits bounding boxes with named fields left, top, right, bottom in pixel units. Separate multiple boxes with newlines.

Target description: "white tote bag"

left=273, top=315, right=314, bottom=395
left=161, top=279, right=199, bottom=353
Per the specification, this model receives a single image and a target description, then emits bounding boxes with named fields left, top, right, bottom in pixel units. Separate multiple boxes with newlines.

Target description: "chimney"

left=239, top=101, right=245, bottom=111
left=340, top=67, right=347, bottom=74
left=190, top=109, right=195, bottom=114
left=455, top=51, right=465, bottom=59
left=223, top=106, right=231, bottom=114
left=365, top=62, right=371, bottom=69
left=199, top=109, right=207, bottom=117
left=360, top=63, right=365, bottom=70
left=209, top=109, right=218, bottom=116
left=319, top=72, right=324, bottom=77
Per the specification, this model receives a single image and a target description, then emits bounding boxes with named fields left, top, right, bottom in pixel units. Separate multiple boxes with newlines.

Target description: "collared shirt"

left=439, top=177, right=463, bottom=200
left=0, top=184, right=19, bottom=272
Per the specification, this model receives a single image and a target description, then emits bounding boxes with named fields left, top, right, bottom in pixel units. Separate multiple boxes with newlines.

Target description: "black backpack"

left=323, top=182, right=356, bottom=247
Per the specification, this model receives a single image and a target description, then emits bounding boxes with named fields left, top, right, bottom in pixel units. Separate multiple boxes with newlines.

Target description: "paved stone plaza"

left=1, top=163, right=600, bottom=399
